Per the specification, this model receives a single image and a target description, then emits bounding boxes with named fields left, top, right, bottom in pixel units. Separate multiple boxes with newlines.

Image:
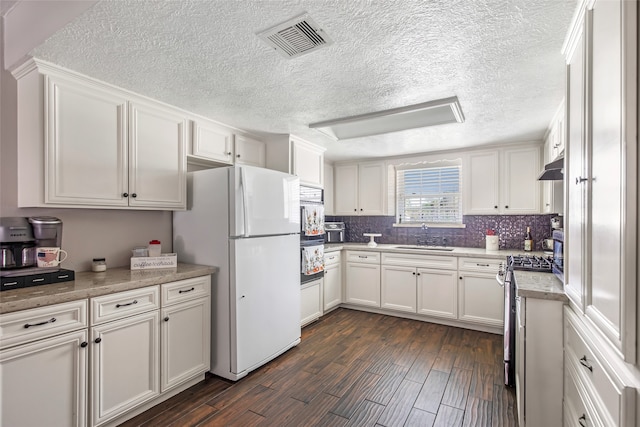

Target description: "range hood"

left=538, top=153, right=564, bottom=181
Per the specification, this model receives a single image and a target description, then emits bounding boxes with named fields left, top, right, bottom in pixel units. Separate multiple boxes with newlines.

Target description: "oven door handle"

left=496, top=272, right=505, bottom=287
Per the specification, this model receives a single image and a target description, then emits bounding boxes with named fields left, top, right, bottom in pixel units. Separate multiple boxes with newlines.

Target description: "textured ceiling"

left=30, top=0, right=577, bottom=162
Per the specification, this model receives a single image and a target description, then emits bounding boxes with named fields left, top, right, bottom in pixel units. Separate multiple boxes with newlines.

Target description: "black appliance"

left=300, top=186, right=324, bottom=285
left=324, top=222, right=345, bottom=244
left=552, top=229, right=564, bottom=282
left=501, top=254, right=553, bottom=386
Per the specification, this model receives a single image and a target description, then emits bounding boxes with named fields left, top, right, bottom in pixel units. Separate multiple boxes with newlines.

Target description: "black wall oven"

left=300, top=186, right=324, bottom=285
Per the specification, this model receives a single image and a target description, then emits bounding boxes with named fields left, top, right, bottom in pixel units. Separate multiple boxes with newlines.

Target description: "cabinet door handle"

left=412, top=272, right=416, bottom=275
left=504, top=205, right=509, bottom=209
left=24, top=317, right=56, bottom=328
left=131, top=193, right=137, bottom=198
left=226, top=152, right=232, bottom=155
left=576, top=176, right=588, bottom=185
left=94, top=337, right=102, bottom=344
left=123, top=192, right=129, bottom=198
left=164, top=316, right=170, bottom=322
left=579, top=355, right=593, bottom=372
left=115, top=300, right=138, bottom=308
left=494, top=205, right=498, bottom=209
left=416, top=272, right=420, bottom=276
left=358, top=256, right=367, bottom=259
left=178, top=287, right=195, bottom=294
left=80, top=341, right=88, bottom=348
left=578, top=414, right=587, bottom=426
left=236, top=154, right=241, bottom=158
left=476, top=263, right=490, bottom=267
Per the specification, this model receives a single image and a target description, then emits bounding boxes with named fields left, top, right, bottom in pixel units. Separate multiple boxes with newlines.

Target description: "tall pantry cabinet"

left=562, top=0, right=638, bottom=425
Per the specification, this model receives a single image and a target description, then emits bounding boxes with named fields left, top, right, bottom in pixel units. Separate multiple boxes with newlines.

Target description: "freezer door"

left=230, top=165, right=300, bottom=237
left=229, top=234, right=301, bottom=375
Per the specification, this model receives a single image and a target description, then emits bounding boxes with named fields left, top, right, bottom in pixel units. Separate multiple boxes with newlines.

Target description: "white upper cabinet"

left=324, top=163, right=335, bottom=215
left=190, top=120, right=234, bottom=165
left=128, top=100, right=187, bottom=209
left=265, top=134, right=325, bottom=188
left=234, top=134, right=266, bottom=167
left=334, top=161, right=386, bottom=215
left=542, top=102, right=565, bottom=214
left=14, top=59, right=187, bottom=210
left=44, top=73, right=129, bottom=207
left=292, top=137, right=324, bottom=187
left=564, top=0, right=637, bottom=362
left=188, top=118, right=266, bottom=168
left=464, top=144, right=542, bottom=215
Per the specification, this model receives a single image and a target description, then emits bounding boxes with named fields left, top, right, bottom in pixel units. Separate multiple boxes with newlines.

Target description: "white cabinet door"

left=586, top=0, right=635, bottom=360
left=323, top=261, right=342, bottom=312
left=161, top=297, right=210, bottom=393
left=334, top=164, right=359, bottom=215
left=324, top=163, right=335, bottom=215
left=416, top=268, right=457, bottom=319
left=358, top=162, right=386, bottom=215
left=191, top=120, right=233, bottom=164
left=291, top=138, right=324, bottom=187
left=0, top=330, right=88, bottom=427
left=235, top=134, right=266, bottom=167
left=501, top=145, right=541, bottom=214
left=464, top=151, right=500, bottom=214
left=129, top=101, right=187, bottom=209
left=458, top=272, right=504, bottom=327
left=301, top=279, right=323, bottom=326
left=381, top=265, right=417, bottom=313
left=91, top=310, right=160, bottom=427
left=345, top=262, right=380, bottom=307
left=565, top=18, right=586, bottom=311
left=45, top=74, right=129, bottom=207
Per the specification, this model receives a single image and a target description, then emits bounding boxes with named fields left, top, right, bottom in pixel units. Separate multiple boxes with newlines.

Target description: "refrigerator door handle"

left=240, top=167, right=251, bottom=236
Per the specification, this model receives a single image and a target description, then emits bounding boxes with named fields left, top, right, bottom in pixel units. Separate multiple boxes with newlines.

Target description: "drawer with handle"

left=346, top=251, right=380, bottom=264
left=91, top=286, right=159, bottom=325
left=0, top=299, right=87, bottom=350
left=565, top=307, right=633, bottom=427
left=324, top=252, right=341, bottom=266
left=457, top=257, right=502, bottom=273
left=162, top=276, right=210, bottom=306
left=564, top=358, right=605, bottom=427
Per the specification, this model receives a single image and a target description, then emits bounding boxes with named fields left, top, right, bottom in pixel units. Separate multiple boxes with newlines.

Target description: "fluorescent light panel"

left=309, top=96, right=464, bottom=140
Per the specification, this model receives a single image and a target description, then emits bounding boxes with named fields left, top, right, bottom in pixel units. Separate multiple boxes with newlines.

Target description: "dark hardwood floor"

left=120, top=308, right=518, bottom=427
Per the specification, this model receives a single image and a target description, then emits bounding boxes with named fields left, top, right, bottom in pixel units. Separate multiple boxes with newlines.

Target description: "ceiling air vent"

left=257, top=13, right=333, bottom=59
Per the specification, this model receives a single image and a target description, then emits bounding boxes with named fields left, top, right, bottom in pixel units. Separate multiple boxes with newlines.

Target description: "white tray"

left=130, top=253, right=177, bottom=270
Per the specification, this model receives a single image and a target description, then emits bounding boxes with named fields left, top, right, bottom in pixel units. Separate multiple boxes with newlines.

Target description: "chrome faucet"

left=416, top=223, right=429, bottom=246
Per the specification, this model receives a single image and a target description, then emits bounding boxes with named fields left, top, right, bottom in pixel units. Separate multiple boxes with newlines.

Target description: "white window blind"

left=396, top=165, right=462, bottom=224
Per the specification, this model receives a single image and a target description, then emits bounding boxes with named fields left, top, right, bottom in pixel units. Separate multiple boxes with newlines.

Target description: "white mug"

left=36, top=247, right=68, bottom=268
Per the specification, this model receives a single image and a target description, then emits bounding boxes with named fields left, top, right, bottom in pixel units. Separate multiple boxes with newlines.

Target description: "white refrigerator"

left=173, top=165, right=301, bottom=381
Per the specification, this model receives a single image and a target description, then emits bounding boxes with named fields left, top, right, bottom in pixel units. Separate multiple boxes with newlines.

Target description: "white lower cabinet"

left=416, top=269, right=458, bottom=319
left=515, top=296, right=564, bottom=427
left=381, top=265, right=417, bottom=313
left=1, top=329, right=88, bottom=427
left=90, top=310, right=160, bottom=426
left=160, top=277, right=211, bottom=393
left=323, top=252, right=342, bottom=312
left=345, top=251, right=381, bottom=307
left=0, top=300, right=89, bottom=427
left=90, top=286, right=161, bottom=426
left=457, top=258, right=504, bottom=328
left=301, top=278, right=323, bottom=326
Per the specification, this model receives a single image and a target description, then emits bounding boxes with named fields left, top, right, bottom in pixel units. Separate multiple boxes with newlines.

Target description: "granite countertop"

left=514, top=270, right=568, bottom=302
left=324, top=243, right=546, bottom=259
left=0, top=263, right=217, bottom=314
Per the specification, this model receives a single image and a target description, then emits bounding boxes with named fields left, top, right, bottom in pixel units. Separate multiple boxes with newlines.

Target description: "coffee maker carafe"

left=0, top=217, right=37, bottom=269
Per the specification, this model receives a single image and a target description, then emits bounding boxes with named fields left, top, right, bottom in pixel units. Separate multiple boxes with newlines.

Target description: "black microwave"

left=552, top=229, right=564, bottom=281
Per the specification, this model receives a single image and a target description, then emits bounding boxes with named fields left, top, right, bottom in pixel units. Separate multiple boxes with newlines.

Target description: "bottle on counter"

left=524, top=227, right=533, bottom=252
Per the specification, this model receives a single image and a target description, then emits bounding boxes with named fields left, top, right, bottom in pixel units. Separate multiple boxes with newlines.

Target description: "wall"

left=0, top=20, right=173, bottom=273
left=326, top=214, right=557, bottom=251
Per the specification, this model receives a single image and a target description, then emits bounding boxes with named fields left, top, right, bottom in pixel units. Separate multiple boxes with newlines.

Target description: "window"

left=396, top=165, right=462, bottom=224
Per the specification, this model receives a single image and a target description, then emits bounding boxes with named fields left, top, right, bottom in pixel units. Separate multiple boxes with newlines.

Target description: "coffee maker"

left=0, top=217, right=37, bottom=269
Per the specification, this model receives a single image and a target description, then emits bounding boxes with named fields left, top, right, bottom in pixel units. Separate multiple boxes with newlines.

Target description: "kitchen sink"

left=393, top=245, right=454, bottom=251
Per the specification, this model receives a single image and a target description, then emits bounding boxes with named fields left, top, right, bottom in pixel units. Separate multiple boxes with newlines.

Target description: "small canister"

left=148, top=240, right=162, bottom=257
left=92, top=258, right=107, bottom=272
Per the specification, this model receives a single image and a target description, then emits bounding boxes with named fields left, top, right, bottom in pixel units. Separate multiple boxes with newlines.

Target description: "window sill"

left=392, top=223, right=466, bottom=229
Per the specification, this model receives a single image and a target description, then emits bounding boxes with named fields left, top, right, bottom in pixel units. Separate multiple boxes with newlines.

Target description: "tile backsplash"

left=325, top=214, right=558, bottom=251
